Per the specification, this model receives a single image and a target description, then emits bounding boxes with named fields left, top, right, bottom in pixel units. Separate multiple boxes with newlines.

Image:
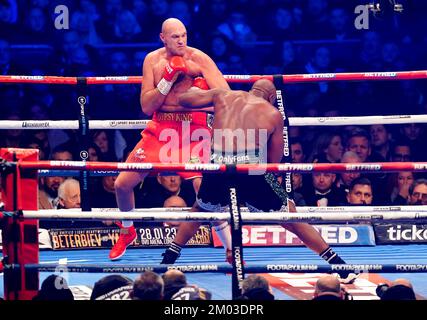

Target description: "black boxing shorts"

left=196, top=149, right=289, bottom=212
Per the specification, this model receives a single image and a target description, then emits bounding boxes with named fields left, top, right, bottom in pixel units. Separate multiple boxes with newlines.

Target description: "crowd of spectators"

left=31, top=271, right=417, bottom=300
left=33, top=269, right=213, bottom=300
left=1, top=1, right=427, bottom=117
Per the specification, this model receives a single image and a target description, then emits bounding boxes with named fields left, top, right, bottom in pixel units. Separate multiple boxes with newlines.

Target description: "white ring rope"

left=91, top=205, right=427, bottom=213
left=2, top=114, right=427, bottom=130
left=22, top=209, right=427, bottom=223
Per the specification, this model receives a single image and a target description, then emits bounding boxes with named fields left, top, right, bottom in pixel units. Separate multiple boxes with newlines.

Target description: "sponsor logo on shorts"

left=135, top=148, right=146, bottom=160
left=156, top=112, right=193, bottom=122
left=211, top=153, right=251, bottom=164
left=189, top=156, right=200, bottom=163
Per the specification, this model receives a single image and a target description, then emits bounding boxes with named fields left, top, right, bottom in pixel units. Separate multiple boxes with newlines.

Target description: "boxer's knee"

left=114, top=174, right=138, bottom=194
left=192, top=177, right=202, bottom=194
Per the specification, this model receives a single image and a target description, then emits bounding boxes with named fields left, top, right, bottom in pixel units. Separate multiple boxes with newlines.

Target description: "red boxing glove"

left=157, top=56, right=188, bottom=95
left=192, top=77, right=209, bottom=90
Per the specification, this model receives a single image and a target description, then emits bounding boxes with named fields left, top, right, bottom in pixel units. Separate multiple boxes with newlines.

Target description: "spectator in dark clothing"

left=393, top=179, right=427, bottom=205
left=345, top=127, right=372, bottom=162
left=112, top=10, right=146, bottom=43
left=0, top=1, right=20, bottom=42
left=370, top=124, right=392, bottom=161
left=390, top=139, right=412, bottom=162
left=91, top=175, right=118, bottom=209
left=16, top=6, right=52, bottom=43
left=399, top=123, right=427, bottom=161
left=378, top=279, right=416, bottom=301
left=132, top=271, right=164, bottom=300
left=387, top=171, right=415, bottom=205
left=302, top=172, right=343, bottom=206
left=32, top=275, right=74, bottom=301
left=346, top=177, right=373, bottom=205
left=162, top=269, right=212, bottom=300
left=162, top=270, right=187, bottom=300
left=336, top=151, right=362, bottom=195
left=238, top=275, right=274, bottom=301
left=135, top=173, right=195, bottom=209
left=309, top=131, right=343, bottom=163
left=90, top=275, right=133, bottom=300
left=326, top=7, right=356, bottom=41
left=291, top=138, right=306, bottom=163
left=346, top=127, right=388, bottom=204
left=95, top=0, right=123, bottom=42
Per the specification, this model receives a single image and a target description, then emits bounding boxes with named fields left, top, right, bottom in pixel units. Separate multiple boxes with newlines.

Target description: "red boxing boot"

left=109, top=225, right=137, bottom=260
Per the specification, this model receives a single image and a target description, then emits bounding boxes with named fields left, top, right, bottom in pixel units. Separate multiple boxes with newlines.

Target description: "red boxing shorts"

left=126, top=111, right=212, bottom=180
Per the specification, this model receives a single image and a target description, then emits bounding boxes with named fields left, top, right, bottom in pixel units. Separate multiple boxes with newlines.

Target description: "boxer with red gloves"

left=157, top=56, right=188, bottom=96
left=191, top=77, right=210, bottom=90
left=109, top=18, right=230, bottom=261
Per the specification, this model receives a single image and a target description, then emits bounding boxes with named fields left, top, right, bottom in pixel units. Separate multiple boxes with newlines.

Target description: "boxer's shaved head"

left=160, top=18, right=187, bottom=56
left=161, top=18, right=186, bottom=35
left=250, top=79, right=277, bottom=105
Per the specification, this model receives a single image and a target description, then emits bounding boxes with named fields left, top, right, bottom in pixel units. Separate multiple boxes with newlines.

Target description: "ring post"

left=0, top=148, right=39, bottom=300
left=225, top=165, right=245, bottom=300
left=273, top=75, right=294, bottom=201
left=77, top=77, right=90, bottom=211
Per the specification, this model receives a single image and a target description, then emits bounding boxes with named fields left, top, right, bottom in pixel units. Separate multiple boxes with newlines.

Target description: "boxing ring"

left=1, top=70, right=427, bottom=300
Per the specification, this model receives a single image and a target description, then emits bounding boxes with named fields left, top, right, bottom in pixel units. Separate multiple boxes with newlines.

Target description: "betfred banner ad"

left=212, top=224, right=375, bottom=247
left=49, top=225, right=212, bottom=250
left=374, top=223, right=427, bottom=244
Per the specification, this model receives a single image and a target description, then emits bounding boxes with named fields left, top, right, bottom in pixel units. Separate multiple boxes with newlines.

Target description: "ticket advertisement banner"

left=374, top=223, right=427, bottom=244
left=48, top=225, right=212, bottom=250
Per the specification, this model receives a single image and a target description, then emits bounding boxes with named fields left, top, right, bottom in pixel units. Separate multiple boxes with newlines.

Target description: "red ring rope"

left=1, top=70, right=426, bottom=85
